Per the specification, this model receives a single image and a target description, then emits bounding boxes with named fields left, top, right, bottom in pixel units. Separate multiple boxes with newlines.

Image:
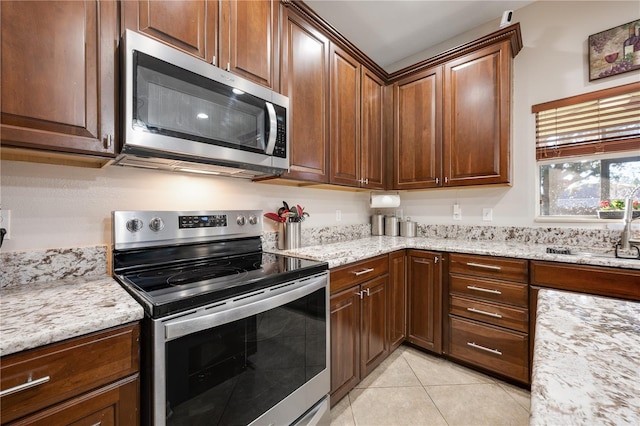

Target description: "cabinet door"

left=330, top=286, right=360, bottom=404
left=393, top=66, right=442, bottom=189
left=443, top=41, right=511, bottom=186
left=9, top=376, right=139, bottom=426
left=329, top=43, right=360, bottom=187
left=388, top=250, right=406, bottom=351
left=1, top=0, right=117, bottom=156
left=122, top=0, right=218, bottom=63
left=361, top=275, right=389, bottom=378
left=360, top=67, right=386, bottom=189
left=406, top=250, right=442, bottom=353
left=220, top=0, right=277, bottom=89
left=280, top=8, right=330, bottom=183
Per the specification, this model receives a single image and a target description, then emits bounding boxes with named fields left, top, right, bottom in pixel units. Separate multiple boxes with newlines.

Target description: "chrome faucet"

left=619, top=185, right=640, bottom=252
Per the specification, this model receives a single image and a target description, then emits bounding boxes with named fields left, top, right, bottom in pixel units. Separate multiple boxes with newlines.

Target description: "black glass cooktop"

left=115, top=250, right=327, bottom=318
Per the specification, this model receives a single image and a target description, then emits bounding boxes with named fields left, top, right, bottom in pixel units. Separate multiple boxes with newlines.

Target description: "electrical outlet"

left=482, top=208, right=493, bottom=221
left=453, top=203, right=462, bottom=221
left=336, top=210, right=342, bottom=221
left=0, top=210, right=11, bottom=240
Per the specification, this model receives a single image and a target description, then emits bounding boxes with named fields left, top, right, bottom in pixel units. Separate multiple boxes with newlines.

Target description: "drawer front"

left=449, top=253, right=528, bottom=282
left=331, top=255, right=389, bottom=293
left=530, top=261, right=640, bottom=301
left=450, top=275, right=528, bottom=307
left=450, top=295, right=528, bottom=333
left=448, top=316, right=528, bottom=383
left=0, top=323, right=139, bottom=423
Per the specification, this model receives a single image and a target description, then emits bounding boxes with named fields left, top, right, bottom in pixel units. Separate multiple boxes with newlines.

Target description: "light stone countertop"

left=0, top=276, right=144, bottom=357
left=529, top=289, right=640, bottom=425
left=273, top=235, right=640, bottom=270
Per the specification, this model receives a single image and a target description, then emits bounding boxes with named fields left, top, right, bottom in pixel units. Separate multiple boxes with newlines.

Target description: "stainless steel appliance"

left=112, top=210, right=329, bottom=426
left=116, top=30, right=289, bottom=179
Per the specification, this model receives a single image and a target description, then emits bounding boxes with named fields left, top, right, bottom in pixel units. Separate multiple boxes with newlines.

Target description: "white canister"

left=384, top=216, right=399, bottom=236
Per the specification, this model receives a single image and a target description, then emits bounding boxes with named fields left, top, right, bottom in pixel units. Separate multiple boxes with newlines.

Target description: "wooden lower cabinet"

left=388, top=251, right=407, bottom=351
left=330, top=285, right=361, bottom=405
left=447, top=253, right=529, bottom=384
left=329, top=255, right=391, bottom=405
left=0, top=323, right=140, bottom=425
left=330, top=276, right=389, bottom=405
left=8, top=376, right=139, bottom=426
left=406, top=250, right=443, bottom=353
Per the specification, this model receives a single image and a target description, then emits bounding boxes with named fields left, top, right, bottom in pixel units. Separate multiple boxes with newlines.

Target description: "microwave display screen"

left=133, top=51, right=267, bottom=154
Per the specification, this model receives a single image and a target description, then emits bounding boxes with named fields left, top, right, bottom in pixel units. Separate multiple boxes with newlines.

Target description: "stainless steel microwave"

left=115, top=30, right=289, bottom=178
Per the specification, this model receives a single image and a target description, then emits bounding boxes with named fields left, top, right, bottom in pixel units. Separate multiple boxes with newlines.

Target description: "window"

left=533, top=82, right=640, bottom=219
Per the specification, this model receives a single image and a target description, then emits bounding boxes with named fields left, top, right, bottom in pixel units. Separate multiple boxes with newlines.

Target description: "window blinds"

left=532, top=82, right=640, bottom=160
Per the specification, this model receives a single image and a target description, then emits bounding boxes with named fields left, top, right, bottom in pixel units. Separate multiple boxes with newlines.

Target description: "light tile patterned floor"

left=330, top=345, right=530, bottom=426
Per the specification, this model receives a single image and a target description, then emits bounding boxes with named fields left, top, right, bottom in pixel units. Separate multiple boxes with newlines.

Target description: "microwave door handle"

left=265, top=102, right=277, bottom=155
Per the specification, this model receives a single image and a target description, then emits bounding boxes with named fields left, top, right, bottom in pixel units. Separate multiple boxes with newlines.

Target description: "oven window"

left=133, top=51, right=266, bottom=153
left=164, top=287, right=326, bottom=425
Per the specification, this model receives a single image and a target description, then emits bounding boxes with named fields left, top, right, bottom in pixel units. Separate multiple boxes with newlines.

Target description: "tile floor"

left=330, top=345, right=530, bottom=426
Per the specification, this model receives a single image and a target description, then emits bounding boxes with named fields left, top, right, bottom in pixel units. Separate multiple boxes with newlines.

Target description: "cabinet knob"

left=104, top=134, right=113, bottom=149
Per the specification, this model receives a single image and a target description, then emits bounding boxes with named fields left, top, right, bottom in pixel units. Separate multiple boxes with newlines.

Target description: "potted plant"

left=597, top=199, right=640, bottom=219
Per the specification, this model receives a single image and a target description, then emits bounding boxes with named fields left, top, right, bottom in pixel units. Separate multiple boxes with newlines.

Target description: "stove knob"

left=126, top=218, right=143, bottom=233
left=236, top=215, right=246, bottom=226
left=149, top=217, right=165, bottom=232
left=248, top=215, right=258, bottom=225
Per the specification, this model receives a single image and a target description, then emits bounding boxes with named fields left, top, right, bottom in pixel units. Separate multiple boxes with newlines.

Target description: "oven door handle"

left=163, top=273, right=327, bottom=341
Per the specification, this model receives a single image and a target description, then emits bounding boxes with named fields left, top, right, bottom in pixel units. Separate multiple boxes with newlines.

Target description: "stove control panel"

left=179, top=215, right=228, bottom=229
left=113, top=210, right=263, bottom=250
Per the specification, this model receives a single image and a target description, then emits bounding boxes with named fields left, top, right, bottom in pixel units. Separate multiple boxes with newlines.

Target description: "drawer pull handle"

left=466, top=262, right=502, bottom=271
left=467, top=307, right=503, bottom=319
left=467, top=342, right=502, bottom=356
left=352, top=268, right=374, bottom=276
left=466, top=285, right=502, bottom=295
left=0, top=375, right=50, bottom=397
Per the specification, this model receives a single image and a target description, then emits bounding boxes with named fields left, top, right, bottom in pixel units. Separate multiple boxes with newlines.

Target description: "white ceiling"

left=304, top=0, right=534, bottom=70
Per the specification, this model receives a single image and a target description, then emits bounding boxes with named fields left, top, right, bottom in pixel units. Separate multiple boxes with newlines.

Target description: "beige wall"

left=1, top=1, right=639, bottom=251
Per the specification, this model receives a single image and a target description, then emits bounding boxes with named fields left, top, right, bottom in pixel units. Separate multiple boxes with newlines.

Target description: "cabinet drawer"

left=448, top=316, right=528, bottom=383
left=331, top=255, right=388, bottom=293
left=0, top=323, right=139, bottom=423
left=450, top=295, right=528, bottom=333
left=450, top=253, right=528, bottom=282
left=530, top=261, right=640, bottom=301
left=450, top=275, right=528, bottom=307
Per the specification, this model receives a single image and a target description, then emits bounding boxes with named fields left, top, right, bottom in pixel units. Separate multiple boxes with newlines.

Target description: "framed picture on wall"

left=588, top=19, right=640, bottom=81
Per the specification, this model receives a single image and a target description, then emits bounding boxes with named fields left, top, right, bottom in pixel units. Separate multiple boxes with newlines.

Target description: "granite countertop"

left=273, top=236, right=640, bottom=270
left=529, top=289, right=640, bottom=425
left=0, top=276, right=144, bottom=357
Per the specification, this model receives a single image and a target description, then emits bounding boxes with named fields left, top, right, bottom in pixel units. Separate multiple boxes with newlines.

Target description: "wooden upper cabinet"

left=360, top=67, right=386, bottom=189
left=1, top=0, right=118, bottom=157
left=123, top=0, right=218, bottom=63
left=394, top=66, right=443, bottom=189
left=220, top=0, right=278, bottom=89
left=123, top=0, right=277, bottom=89
left=329, top=43, right=361, bottom=187
left=280, top=8, right=330, bottom=183
left=443, top=41, right=512, bottom=186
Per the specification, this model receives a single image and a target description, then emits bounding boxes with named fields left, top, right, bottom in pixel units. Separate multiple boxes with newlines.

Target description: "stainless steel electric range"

left=112, top=210, right=330, bottom=426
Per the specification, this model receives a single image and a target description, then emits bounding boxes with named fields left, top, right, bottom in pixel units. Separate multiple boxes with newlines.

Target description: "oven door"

left=151, top=272, right=329, bottom=426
